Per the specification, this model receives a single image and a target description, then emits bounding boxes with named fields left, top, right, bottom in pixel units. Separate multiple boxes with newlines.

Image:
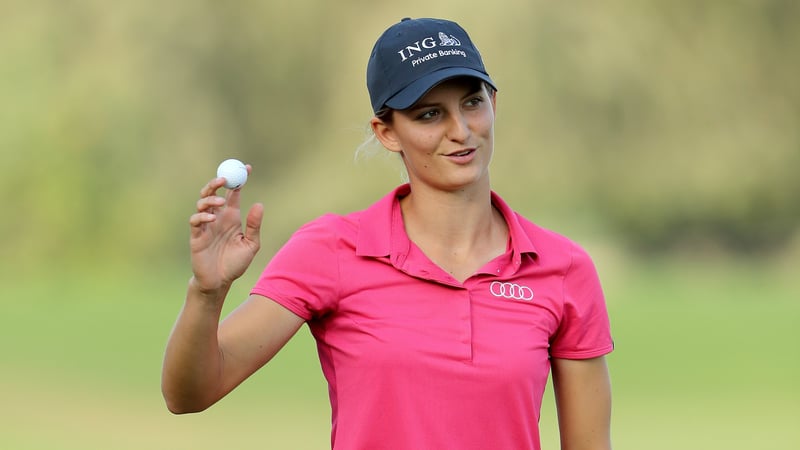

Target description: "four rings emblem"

left=490, top=281, right=534, bottom=301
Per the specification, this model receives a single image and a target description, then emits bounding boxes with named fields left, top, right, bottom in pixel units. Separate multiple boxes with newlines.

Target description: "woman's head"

left=370, top=76, right=497, bottom=192
left=366, top=17, right=496, bottom=115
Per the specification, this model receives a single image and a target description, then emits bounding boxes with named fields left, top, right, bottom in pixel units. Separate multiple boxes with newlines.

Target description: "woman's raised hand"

left=188, top=165, right=263, bottom=296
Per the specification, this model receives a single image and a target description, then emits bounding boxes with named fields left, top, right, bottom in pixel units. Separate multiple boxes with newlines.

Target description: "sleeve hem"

left=250, top=290, right=313, bottom=321
left=550, top=344, right=614, bottom=360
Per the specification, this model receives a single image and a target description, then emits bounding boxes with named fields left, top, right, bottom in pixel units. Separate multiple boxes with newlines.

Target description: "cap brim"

left=384, top=67, right=496, bottom=111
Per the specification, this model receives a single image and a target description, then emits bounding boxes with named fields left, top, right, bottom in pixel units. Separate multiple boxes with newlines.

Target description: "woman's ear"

left=370, top=117, right=402, bottom=153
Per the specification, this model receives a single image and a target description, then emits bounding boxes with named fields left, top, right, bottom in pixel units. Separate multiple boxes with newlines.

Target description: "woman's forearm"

left=161, top=279, right=230, bottom=414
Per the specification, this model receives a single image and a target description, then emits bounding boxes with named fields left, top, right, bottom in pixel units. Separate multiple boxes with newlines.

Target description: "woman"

left=162, top=17, right=614, bottom=450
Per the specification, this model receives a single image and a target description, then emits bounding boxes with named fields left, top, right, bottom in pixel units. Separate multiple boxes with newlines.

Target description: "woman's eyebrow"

left=410, top=88, right=483, bottom=111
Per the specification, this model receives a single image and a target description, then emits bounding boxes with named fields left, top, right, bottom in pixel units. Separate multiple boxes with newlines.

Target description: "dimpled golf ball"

left=216, top=158, right=248, bottom=189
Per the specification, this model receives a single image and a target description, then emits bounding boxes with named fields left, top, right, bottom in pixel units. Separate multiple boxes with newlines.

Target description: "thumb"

left=244, top=202, right=264, bottom=246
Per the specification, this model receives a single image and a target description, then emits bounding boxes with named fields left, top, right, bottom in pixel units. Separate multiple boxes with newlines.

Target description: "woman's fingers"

left=196, top=195, right=225, bottom=213
left=189, top=212, right=216, bottom=227
left=200, top=177, right=227, bottom=198
left=244, top=203, right=264, bottom=246
left=189, top=211, right=217, bottom=240
left=224, top=165, right=251, bottom=209
left=225, top=184, right=242, bottom=209
left=191, top=166, right=253, bottom=234
left=191, top=178, right=227, bottom=238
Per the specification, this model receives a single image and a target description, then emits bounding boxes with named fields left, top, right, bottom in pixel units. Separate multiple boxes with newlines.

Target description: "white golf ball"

left=216, top=158, right=248, bottom=189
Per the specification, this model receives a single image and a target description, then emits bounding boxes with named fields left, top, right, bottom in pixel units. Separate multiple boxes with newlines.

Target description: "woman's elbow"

left=161, top=384, right=215, bottom=415
left=163, top=396, right=212, bottom=415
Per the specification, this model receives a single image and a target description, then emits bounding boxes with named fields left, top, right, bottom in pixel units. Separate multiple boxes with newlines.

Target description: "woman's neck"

left=399, top=183, right=509, bottom=281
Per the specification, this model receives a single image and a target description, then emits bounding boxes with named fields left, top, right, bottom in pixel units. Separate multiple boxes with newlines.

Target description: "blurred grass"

left=1, top=255, right=797, bottom=449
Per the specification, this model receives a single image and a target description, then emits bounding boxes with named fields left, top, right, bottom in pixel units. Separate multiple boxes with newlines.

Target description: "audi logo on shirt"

left=489, top=281, right=534, bottom=301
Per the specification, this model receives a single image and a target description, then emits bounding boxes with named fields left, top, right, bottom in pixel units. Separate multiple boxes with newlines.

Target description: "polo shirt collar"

left=356, top=184, right=539, bottom=265
left=490, top=190, right=539, bottom=265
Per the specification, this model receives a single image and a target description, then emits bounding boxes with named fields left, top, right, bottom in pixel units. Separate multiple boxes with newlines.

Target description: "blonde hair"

left=353, top=117, right=408, bottom=182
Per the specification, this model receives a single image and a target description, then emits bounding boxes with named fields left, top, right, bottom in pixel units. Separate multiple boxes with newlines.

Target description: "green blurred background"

left=1, top=0, right=798, bottom=448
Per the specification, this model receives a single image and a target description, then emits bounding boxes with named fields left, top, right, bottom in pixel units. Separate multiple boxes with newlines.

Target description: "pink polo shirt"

left=251, top=184, right=613, bottom=450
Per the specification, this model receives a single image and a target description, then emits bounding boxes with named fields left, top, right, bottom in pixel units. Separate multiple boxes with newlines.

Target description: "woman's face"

left=372, top=77, right=497, bottom=192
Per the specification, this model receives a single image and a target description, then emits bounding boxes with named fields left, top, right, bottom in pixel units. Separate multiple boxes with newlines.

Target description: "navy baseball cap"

left=367, top=17, right=496, bottom=114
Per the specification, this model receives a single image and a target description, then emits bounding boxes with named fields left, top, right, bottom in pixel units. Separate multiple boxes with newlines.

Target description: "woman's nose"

left=446, top=112, right=470, bottom=143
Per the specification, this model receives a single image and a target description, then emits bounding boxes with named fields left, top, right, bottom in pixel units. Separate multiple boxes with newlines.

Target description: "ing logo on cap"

left=437, top=32, right=461, bottom=46
left=397, top=31, right=463, bottom=62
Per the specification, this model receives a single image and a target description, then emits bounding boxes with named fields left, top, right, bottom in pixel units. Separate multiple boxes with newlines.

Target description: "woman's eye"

left=417, top=109, right=439, bottom=120
left=465, top=96, right=484, bottom=107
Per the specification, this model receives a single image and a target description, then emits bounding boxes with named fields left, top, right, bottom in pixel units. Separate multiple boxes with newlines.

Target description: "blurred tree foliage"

left=485, top=0, right=800, bottom=255
left=1, top=0, right=798, bottom=270
left=582, top=1, right=800, bottom=254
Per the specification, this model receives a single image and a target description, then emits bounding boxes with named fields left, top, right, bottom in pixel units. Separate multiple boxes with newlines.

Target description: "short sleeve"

left=250, top=215, right=342, bottom=320
left=549, top=247, right=614, bottom=359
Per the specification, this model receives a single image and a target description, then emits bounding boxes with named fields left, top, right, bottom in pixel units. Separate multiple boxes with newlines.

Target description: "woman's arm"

left=161, top=172, right=304, bottom=413
left=162, top=290, right=304, bottom=414
left=551, top=356, right=612, bottom=450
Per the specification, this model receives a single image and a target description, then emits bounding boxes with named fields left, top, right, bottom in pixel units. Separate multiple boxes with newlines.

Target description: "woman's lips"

left=444, top=148, right=476, bottom=163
